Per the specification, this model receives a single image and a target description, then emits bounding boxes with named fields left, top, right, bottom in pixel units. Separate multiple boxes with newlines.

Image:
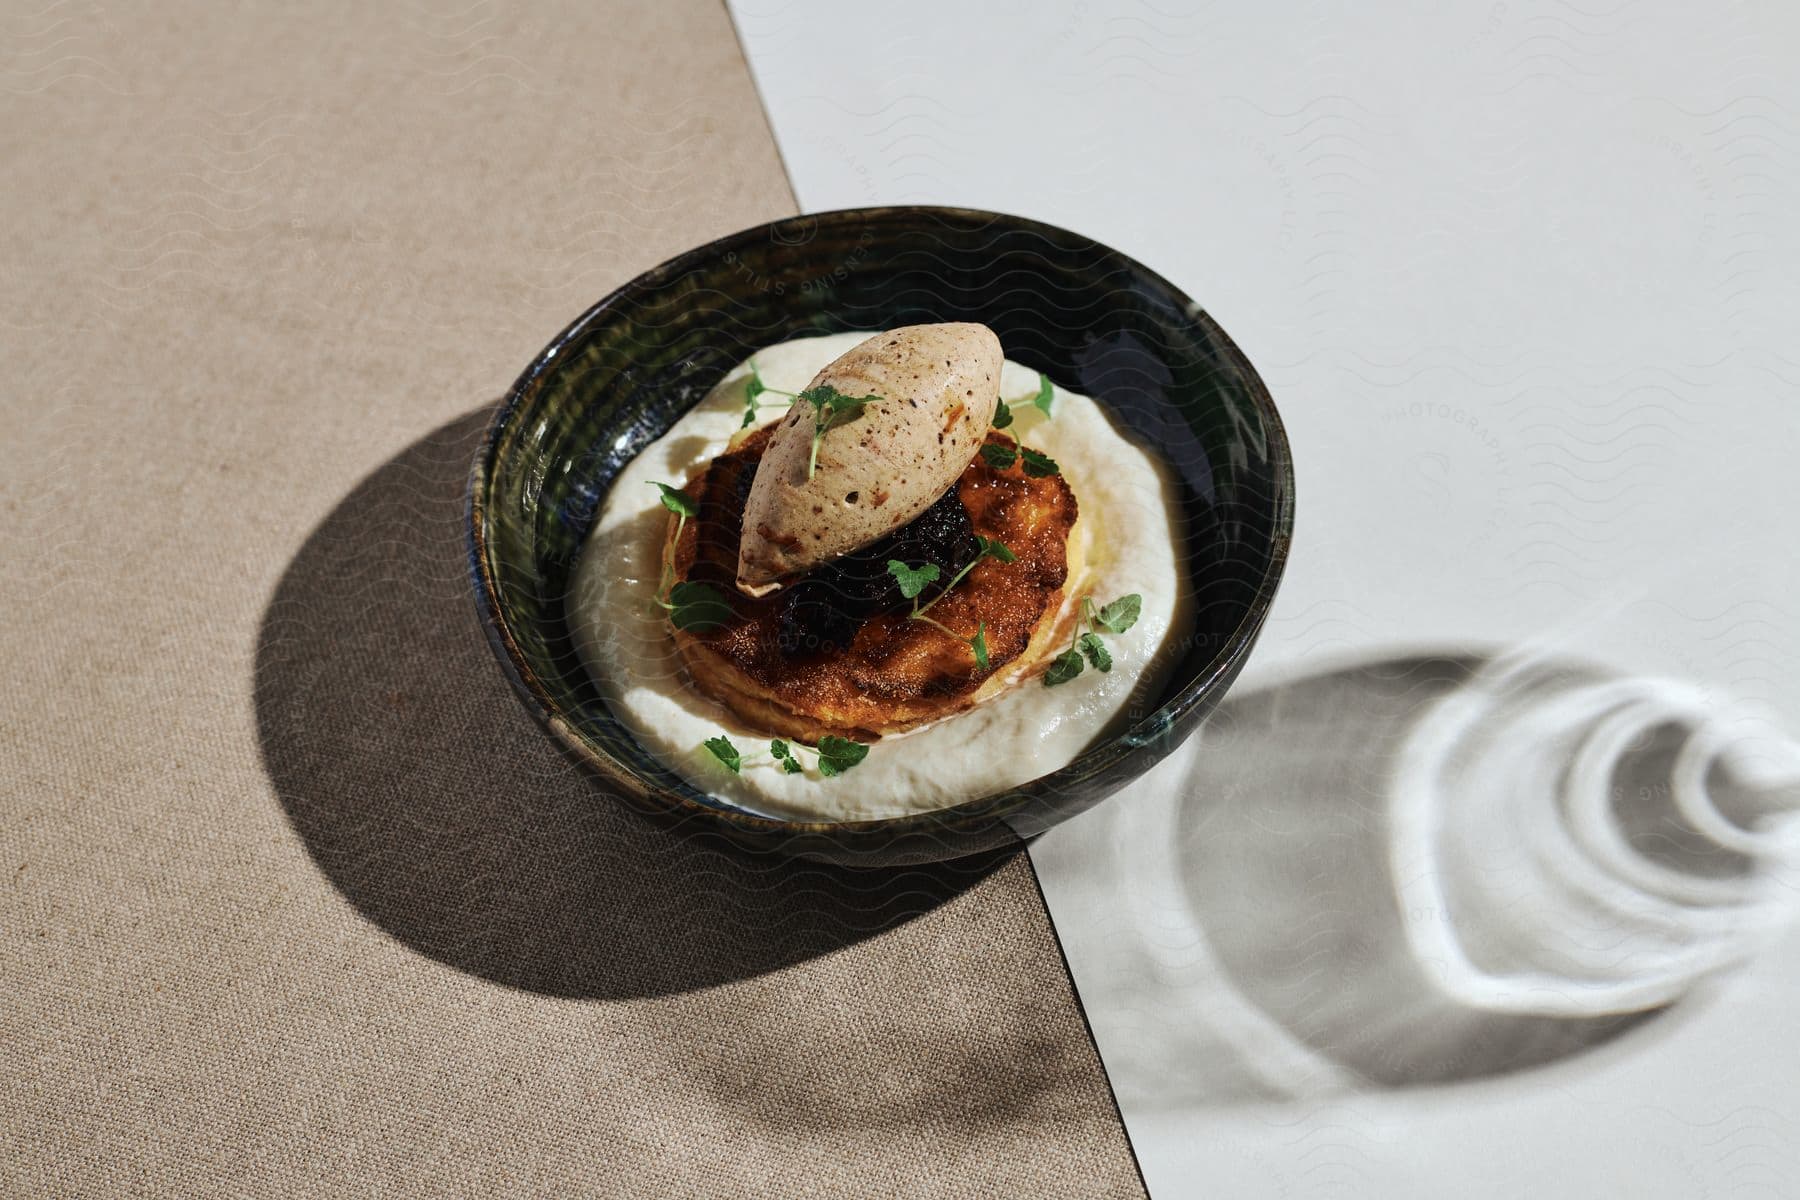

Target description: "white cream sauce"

left=569, top=333, right=1190, bottom=820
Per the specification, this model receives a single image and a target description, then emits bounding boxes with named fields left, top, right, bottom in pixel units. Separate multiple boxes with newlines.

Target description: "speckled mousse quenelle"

left=735, top=323, right=1001, bottom=596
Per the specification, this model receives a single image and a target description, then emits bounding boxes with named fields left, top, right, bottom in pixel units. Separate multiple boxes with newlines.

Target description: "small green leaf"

left=770, top=739, right=803, bottom=774
left=649, top=481, right=699, bottom=519
left=1078, top=632, right=1112, bottom=672
left=702, top=736, right=741, bottom=773
left=667, top=581, right=733, bottom=632
left=992, top=398, right=1014, bottom=429
left=980, top=443, right=1018, bottom=470
left=742, top=364, right=768, bottom=427
left=977, top=536, right=1017, bottom=564
left=800, top=384, right=881, bottom=478
left=969, top=622, right=990, bottom=671
left=1032, top=373, right=1055, bottom=418
left=1044, top=648, right=1085, bottom=687
left=816, top=735, right=869, bottom=777
left=1093, top=593, right=1142, bottom=635
left=801, top=384, right=879, bottom=428
left=887, top=560, right=941, bottom=600
left=1019, top=446, right=1060, bottom=477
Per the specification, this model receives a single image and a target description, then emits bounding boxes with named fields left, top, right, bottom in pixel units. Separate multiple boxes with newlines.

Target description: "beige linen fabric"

left=0, top=2, right=1142, bottom=1195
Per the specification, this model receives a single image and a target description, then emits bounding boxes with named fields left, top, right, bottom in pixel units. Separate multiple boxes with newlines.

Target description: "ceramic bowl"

left=468, top=206, right=1293, bottom=865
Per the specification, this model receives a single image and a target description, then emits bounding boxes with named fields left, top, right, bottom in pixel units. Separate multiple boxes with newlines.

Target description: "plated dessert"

left=569, top=323, right=1191, bottom=820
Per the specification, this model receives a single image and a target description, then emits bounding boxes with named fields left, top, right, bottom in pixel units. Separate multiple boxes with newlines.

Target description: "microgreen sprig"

left=798, top=383, right=881, bottom=479
left=651, top=479, right=697, bottom=525
left=888, top=561, right=939, bottom=600
left=648, top=480, right=731, bottom=632
left=740, top=359, right=798, bottom=428
left=1090, top=593, right=1142, bottom=634
left=738, top=359, right=810, bottom=429
left=649, top=480, right=697, bottom=603
left=769, top=738, right=803, bottom=774
left=702, top=736, right=741, bottom=773
left=978, top=441, right=1060, bottom=477
left=745, top=360, right=794, bottom=405
left=886, top=537, right=1015, bottom=668
left=815, top=735, right=870, bottom=776
left=1043, top=592, right=1142, bottom=687
left=915, top=535, right=1015, bottom=618
left=985, top=374, right=1059, bottom=475
left=702, top=734, right=868, bottom=778
left=991, top=371, right=1054, bottom=433
left=664, top=582, right=732, bottom=631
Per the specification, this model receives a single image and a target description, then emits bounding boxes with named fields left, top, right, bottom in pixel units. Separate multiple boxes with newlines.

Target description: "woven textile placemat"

left=1, top=2, right=1141, bottom=1195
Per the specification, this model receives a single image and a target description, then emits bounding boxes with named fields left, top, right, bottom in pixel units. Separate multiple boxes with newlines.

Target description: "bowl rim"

left=467, top=204, right=1295, bottom=836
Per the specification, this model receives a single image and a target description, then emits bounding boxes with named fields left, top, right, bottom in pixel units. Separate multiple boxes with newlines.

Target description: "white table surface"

left=730, top=2, right=1800, bottom=1193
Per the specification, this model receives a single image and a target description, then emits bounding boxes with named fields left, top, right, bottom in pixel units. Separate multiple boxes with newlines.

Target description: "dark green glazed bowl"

left=468, top=206, right=1293, bottom=865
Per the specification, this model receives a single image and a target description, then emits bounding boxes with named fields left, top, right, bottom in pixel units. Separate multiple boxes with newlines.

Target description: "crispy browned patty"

left=668, top=426, right=1078, bottom=743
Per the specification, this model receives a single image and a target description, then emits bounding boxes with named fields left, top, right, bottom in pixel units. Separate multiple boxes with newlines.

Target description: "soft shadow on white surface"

left=1036, top=651, right=1800, bottom=1112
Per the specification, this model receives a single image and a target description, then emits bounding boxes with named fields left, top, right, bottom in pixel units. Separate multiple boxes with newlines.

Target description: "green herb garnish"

left=770, top=739, right=803, bottom=774
left=993, top=373, right=1052, bottom=427
left=977, top=535, right=1017, bottom=564
left=741, top=359, right=797, bottom=428
left=665, top=580, right=732, bottom=632
left=982, top=374, right=1057, bottom=472
left=1078, top=631, right=1112, bottom=672
left=1043, top=592, right=1141, bottom=687
left=1044, top=649, right=1084, bottom=686
left=886, top=560, right=941, bottom=600
left=699, top=732, right=869, bottom=779
left=799, top=383, right=881, bottom=478
left=1092, top=593, right=1141, bottom=634
left=649, top=480, right=709, bottom=613
left=651, top=481, right=699, bottom=519
left=889, top=539, right=1014, bottom=668
left=816, top=735, right=870, bottom=777
left=646, top=480, right=742, bottom=633
left=980, top=443, right=1017, bottom=470
left=978, top=440, right=1059, bottom=477
left=703, top=736, right=741, bottom=773
left=915, top=538, right=1013, bottom=618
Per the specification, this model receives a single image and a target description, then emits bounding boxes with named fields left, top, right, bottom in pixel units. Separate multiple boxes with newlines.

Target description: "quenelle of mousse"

left=736, top=323, right=1001, bottom=596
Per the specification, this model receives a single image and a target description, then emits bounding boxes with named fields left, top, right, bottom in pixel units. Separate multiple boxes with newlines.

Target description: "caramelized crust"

left=668, top=427, right=1079, bottom=743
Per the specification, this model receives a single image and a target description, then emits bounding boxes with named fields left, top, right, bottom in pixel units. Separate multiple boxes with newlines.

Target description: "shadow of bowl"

left=254, top=409, right=1010, bottom=1000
